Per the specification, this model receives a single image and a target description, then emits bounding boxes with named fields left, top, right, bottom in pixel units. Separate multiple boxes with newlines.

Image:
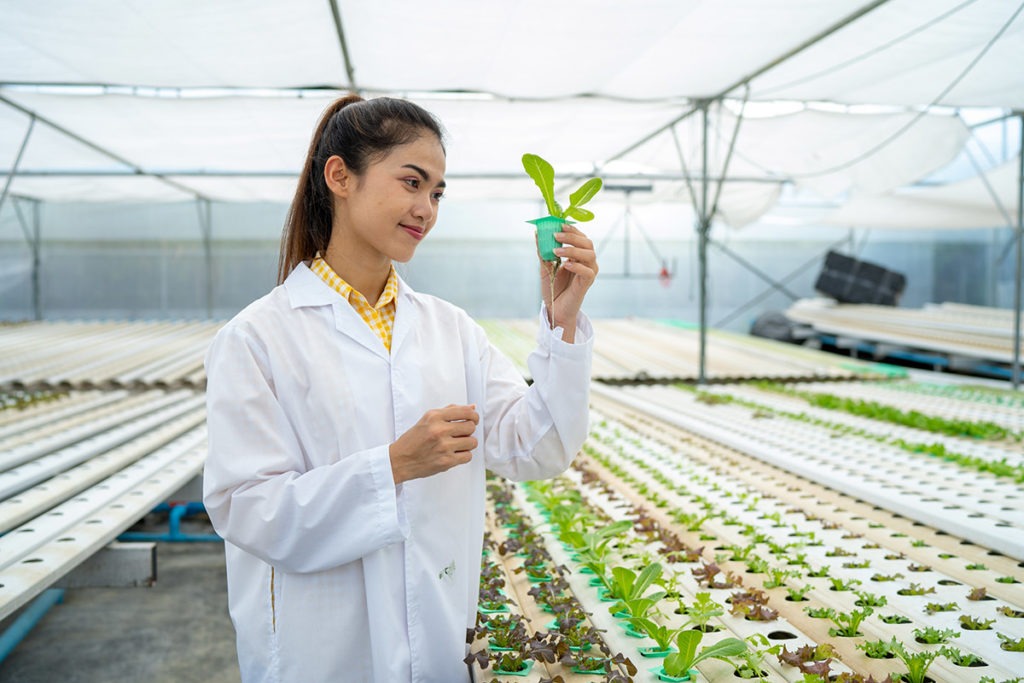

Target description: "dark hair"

left=277, top=95, right=446, bottom=284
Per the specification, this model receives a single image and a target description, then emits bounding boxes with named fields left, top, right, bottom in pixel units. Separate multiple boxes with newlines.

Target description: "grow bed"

left=559, top=393, right=1024, bottom=682
left=591, top=384, right=1024, bottom=561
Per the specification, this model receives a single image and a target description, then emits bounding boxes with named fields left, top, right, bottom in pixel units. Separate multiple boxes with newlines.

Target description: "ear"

left=324, top=155, right=353, bottom=198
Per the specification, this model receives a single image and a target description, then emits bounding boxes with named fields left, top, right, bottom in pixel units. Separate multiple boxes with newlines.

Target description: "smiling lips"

left=401, top=224, right=425, bottom=240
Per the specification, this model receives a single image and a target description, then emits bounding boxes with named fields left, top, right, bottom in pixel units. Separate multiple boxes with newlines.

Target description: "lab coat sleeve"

left=480, top=305, right=593, bottom=481
left=202, top=324, right=408, bottom=574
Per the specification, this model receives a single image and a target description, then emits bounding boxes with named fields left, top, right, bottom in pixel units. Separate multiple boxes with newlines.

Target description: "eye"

left=432, top=190, right=445, bottom=202
left=403, top=178, right=420, bottom=189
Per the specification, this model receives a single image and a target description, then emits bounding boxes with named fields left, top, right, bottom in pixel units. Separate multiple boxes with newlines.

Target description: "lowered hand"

left=389, top=404, right=479, bottom=484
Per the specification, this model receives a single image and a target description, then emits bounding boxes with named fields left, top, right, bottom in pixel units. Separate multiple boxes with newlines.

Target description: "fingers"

left=552, top=244, right=592, bottom=262
left=436, top=403, right=475, bottom=419
left=437, top=404, right=478, bottom=451
left=560, top=259, right=598, bottom=285
left=439, top=403, right=480, bottom=425
left=553, top=229, right=598, bottom=277
left=450, top=435, right=478, bottom=455
left=554, top=224, right=593, bottom=249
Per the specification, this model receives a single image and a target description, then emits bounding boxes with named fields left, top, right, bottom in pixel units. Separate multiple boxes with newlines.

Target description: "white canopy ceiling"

left=1, top=0, right=1021, bottom=229
left=824, top=155, right=1022, bottom=229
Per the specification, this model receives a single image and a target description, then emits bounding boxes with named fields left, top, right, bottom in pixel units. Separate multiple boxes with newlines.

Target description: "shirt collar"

left=285, top=260, right=410, bottom=310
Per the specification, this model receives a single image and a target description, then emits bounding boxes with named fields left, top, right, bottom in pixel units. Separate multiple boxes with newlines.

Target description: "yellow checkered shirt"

left=310, top=257, right=398, bottom=352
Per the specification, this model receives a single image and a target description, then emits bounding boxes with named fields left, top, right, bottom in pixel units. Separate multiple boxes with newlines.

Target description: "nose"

left=411, top=193, right=435, bottom=224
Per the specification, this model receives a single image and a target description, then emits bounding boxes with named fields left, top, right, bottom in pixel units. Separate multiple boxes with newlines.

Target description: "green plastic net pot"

left=527, top=215, right=569, bottom=261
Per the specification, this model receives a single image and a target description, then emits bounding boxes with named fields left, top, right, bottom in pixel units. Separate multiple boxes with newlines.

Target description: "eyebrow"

left=402, top=164, right=446, bottom=188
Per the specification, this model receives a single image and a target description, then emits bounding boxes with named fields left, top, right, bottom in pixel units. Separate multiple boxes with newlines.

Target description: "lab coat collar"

left=284, top=261, right=342, bottom=309
left=284, top=261, right=418, bottom=309
left=284, top=261, right=419, bottom=360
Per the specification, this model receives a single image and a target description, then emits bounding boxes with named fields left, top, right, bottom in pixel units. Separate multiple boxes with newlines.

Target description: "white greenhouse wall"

left=0, top=199, right=1012, bottom=332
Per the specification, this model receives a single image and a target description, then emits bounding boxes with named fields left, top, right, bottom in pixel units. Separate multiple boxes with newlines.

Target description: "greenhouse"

left=0, top=1, right=1022, bottom=682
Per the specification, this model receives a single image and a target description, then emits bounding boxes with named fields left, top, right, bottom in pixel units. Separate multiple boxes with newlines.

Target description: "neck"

left=323, top=238, right=391, bottom=305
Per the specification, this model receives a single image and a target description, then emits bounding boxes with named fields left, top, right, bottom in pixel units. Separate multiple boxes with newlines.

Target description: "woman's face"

left=332, top=133, right=446, bottom=264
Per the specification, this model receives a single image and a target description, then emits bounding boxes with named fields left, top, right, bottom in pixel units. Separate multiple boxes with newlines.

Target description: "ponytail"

left=277, top=95, right=446, bottom=284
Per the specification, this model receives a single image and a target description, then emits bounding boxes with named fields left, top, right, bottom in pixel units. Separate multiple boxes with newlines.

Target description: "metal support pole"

left=0, top=116, right=34, bottom=218
left=32, top=200, right=41, bottom=321
left=1013, top=112, right=1023, bottom=389
left=698, top=102, right=711, bottom=385
left=13, top=198, right=42, bottom=320
left=623, top=192, right=631, bottom=278
left=196, top=199, right=213, bottom=320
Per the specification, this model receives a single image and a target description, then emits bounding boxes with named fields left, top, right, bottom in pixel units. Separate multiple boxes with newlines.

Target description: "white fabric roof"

left=1, top=0, right=1021, bottom=229
left=823, top=155, right=1021, bottom=229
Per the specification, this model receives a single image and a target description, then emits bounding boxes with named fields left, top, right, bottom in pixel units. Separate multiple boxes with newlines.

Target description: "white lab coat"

left=203, top=261, right=593, bottom=683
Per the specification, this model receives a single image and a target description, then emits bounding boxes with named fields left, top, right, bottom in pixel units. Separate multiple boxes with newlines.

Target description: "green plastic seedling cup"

left=528, top=215, right=570, bottom=262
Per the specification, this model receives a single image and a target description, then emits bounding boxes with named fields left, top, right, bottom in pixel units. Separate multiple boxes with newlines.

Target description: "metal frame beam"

left=713, top=235, right=855, bottom=329
left=0, top=168, right=792, bottom=183
left=0, top=94, right=209, bottom=203
left=327, top=0, right=358, bottom=93
left=589, top=0, right=896, bottom=382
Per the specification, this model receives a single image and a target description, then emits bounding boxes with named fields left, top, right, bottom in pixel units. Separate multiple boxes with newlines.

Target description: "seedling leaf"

left=564, top=206, right=595, bottom=222
left=522, top=153, right=559, bottom=217
left=567, top=178, right=603, bottom=213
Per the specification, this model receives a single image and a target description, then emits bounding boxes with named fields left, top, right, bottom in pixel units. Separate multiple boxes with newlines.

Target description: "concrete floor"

left=0, top=517, right=240, bottom=683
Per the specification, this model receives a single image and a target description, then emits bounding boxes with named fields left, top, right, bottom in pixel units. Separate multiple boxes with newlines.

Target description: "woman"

left=203, top=94, right=597, bottom=683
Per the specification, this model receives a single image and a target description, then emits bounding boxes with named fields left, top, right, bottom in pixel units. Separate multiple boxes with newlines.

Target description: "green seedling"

left=827, top=577, right=860, bottom=592
left=674, top=510, right=715, bottom=532
left=521, top=152, right=602, bottom=264
left=939, top=646, right=986, bottom=667
left=828, top=607, right=872, bottom=637
left=562, top=519, right=632, bottom=562
left=857, top=638, right=893, bottom=659
left=762, top=568, right=798, bottom=589
left=785, top=585, right=812, bottom=602
left=913, top=626, right=959, bottom=645
left=853, top=591, right=887, bottom=608
left=879, top=613, right=913, bottom=625
left=922, top=601, right=958, bottom=615
left=734, top=633, right=772, bottom=681
left=998, top=632, right=1024, bottom=651
left=745, top=556, right=770, bottom=574
left=522, top=153, right=602, bottom=223
left=889, top=638, right=941, bottom=683
left=805, top=606, right=836, bottom=619
left=627, top=616, right=679, bottom=653
left=608, top=563, right=666, bottom=619
left=682, top=591, right=724, bottom=631
left=661, top=630, right=747, bottom=679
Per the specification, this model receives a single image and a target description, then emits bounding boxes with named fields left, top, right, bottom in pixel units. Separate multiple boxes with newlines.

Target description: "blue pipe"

left=118, top=502, right=221, bottom=543
left=0, top=588, right=64, bottom=662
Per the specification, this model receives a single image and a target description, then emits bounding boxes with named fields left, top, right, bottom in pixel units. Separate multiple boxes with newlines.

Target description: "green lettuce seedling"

left=661, top=630, right=747, bottom=678
left=522, top=152, right=602, bottom=263
left=522, top=153, right=602, bottom=222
